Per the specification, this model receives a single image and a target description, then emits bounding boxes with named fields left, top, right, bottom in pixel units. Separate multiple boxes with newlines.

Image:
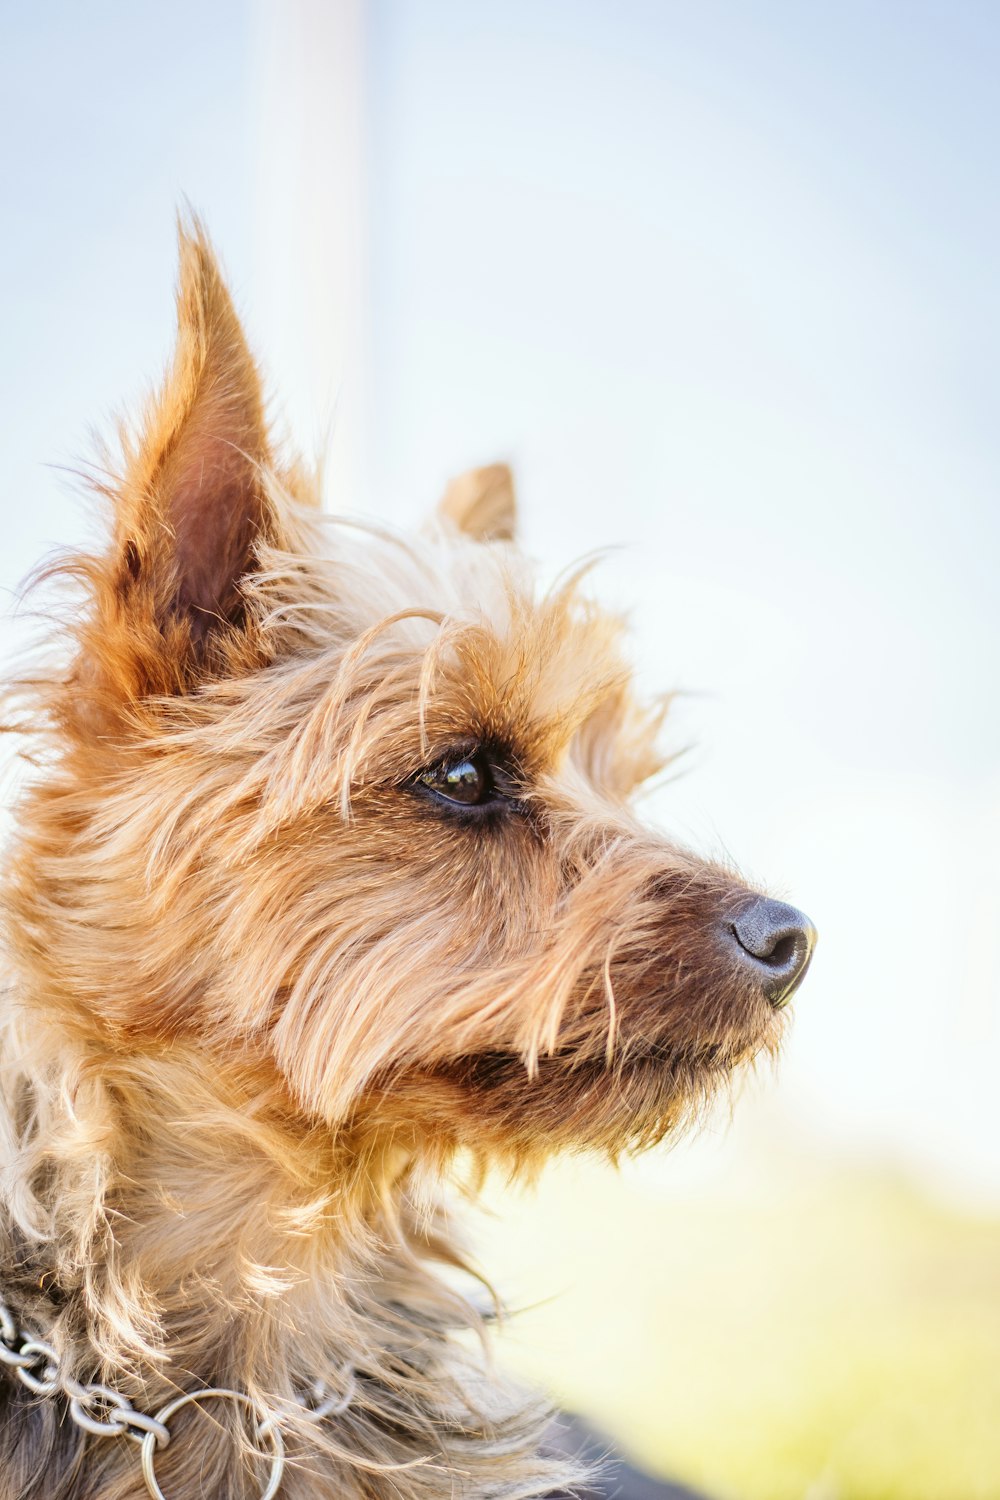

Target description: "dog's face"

left=8, top=229, right=813, bottom=1167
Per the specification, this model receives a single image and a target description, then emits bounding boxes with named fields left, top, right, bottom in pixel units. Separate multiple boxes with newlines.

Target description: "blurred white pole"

left=250, top=0, right=368, bottom=510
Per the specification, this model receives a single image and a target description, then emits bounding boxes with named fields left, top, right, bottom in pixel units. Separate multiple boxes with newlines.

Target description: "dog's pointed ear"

left=93, top=221, right=281, bottom=700
left=438, top=463, right=518, bottom=543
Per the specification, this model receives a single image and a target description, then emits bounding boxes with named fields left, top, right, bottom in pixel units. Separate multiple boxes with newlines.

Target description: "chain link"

left=0, top=1290, right=352, bottom=1497
left=0, top=1299, right=171, bottom=1450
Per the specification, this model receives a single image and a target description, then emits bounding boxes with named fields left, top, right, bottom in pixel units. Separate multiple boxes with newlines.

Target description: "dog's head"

left=6, top=227, right=813, bottom=1168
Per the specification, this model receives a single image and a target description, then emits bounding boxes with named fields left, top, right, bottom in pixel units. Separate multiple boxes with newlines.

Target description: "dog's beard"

left=370, top=971, right=785, bottom=1160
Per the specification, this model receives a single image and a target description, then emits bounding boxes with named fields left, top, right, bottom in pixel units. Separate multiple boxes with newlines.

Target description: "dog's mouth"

left=402, top=1032, right=762, bottom=1155
left=454, top=1037, right=733, bottom=1088
left=430, top=1026, right=770, bottom=1118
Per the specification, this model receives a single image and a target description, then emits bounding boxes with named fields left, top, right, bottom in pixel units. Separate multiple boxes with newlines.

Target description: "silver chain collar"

left=0, top=1293, right=355, bottom=1499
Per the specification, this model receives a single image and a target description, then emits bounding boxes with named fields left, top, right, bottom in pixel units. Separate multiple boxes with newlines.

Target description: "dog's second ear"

left=88, top=221, right=281, bottom=704
left=438, top=463, right=517, bottom=542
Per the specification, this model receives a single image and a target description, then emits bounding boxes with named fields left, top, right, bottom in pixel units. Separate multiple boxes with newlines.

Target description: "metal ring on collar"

left=139, top=1387, right=285, bottom=1500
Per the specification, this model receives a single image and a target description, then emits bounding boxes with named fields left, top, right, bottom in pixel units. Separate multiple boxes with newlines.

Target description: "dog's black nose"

left=728, top=897, right=816, bottom=1007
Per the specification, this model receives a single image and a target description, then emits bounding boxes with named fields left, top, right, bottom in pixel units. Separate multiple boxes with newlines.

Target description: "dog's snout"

left=727, top=897, right=816, bottom=1008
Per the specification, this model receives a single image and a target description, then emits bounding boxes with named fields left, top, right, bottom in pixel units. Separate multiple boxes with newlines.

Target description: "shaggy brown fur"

left=0, top=225, right=805, bottom=1499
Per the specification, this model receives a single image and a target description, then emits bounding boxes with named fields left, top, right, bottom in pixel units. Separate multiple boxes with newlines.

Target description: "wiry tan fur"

left=0, top=225, right=788, bottom=1498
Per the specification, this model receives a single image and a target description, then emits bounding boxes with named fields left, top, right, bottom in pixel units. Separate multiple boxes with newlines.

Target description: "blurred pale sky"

left=1, top=1, right=998, bottom=1201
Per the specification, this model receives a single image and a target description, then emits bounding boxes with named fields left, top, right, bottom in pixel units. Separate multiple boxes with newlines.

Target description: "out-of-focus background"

left=2, top=4, right=998, bottom=1497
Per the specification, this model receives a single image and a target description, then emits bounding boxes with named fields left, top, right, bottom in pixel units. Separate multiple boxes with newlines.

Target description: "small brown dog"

left=0, top=225, right=814, bottom=1499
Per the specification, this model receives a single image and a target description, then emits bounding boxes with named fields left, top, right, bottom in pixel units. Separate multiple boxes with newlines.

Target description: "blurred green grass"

left=479, top=1131, right=1000, bottom=1500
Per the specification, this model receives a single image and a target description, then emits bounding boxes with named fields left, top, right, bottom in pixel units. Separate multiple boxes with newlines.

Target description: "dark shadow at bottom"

left=545, top=1413, right=715, bottom=1500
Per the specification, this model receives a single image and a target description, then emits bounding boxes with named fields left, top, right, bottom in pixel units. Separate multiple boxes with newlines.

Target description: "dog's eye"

left=419, top=755, right=492, bottom=807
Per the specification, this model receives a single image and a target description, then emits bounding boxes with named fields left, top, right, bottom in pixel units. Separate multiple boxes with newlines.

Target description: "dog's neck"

left=0, top=1011, right=565, bottom=1500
